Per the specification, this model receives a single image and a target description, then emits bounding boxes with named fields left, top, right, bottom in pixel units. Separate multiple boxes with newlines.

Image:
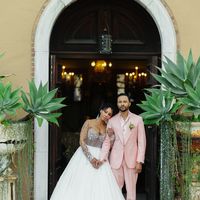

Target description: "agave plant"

left=180, top=80, right=200, bottom=119
left=137, top=88, right=180, bottom=124
left=0, top=80, right=65, bottom=126
left=138, top=88, right=180, bottom=200
left=0, top=79, right=65, bottom=198
left=152, top=50, right=200, bottom=97
left=138, top=51, right=200, bottom=200
left=0, top=54, right=65, bottom=199
left=0, top=82, right=22, bottom=122
left=151, top=50, right=200, bottom=120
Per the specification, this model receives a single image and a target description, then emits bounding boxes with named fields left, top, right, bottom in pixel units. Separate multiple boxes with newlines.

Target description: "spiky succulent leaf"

left=0, top=82, right=22, bottom=122
left=36, top=116, right=44, bottom=127
left=152, top=51, right=200, bottom=99
left=21, top=80, right=66, bottom=127
left=163, top=56, right=185, bottom=81
left=180, top=80, right=200, bottom=118
left=177, top=51, right=188, bottom=80
left=152, top=73, right=186, bottom=95
left=137, top=89, right=180, bottom=125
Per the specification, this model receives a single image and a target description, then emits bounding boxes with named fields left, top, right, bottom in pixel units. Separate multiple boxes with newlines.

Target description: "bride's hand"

left=90, top=158, right=103, bottom=169
left=90, top=158, right=98, bottom=169
left=96, top=160, right=103, bottom=168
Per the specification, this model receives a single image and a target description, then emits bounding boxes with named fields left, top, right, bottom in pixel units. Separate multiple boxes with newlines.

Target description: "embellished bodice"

left=79, top=120, right=111, bottom=161
left=85, top=128, right=106, bottom=148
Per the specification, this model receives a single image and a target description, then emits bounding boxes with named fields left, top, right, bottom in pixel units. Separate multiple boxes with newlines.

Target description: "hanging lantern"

left=99, top=32, right=112, bottom=54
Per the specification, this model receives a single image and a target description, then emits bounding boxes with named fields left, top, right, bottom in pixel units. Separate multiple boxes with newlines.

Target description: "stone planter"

left=0, top=121, right=32, bottom=174
left=0, top=120, right=32, bottom=200
left=0, top=121, right=29, bottom=154
left=0, top=174, right=17, bottom=200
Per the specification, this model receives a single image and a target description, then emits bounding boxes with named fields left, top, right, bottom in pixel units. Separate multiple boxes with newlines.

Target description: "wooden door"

left=144, top=125, right=159, bottom=200
left=144, top=56, right=160, bottom=200
left=48, top=55, right=64, bottom=198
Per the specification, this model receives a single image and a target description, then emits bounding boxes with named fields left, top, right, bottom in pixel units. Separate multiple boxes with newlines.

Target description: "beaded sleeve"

left=107, top=125, right=115, bottom=147
left=108, top=134, right=115, bottom=147
left=79, top=120, right=94, bottom=161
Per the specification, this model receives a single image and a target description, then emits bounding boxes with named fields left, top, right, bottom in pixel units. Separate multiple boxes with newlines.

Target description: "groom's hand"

left=135, top=162, right=142, bottom=173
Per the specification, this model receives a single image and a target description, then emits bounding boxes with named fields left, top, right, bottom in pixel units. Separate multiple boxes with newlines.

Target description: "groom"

left=100, top=93, right=146, bottom=200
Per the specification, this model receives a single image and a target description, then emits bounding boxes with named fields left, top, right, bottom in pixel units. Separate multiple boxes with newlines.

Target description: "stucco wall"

left=0, top=0, right=45, bottom=89
left=0, top=0, right=200, bottom=90
left=165, top=0, right=200, bottom=58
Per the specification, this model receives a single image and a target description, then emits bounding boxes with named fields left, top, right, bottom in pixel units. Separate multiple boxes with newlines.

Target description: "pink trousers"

left=112, top=160, right=138, bottom=200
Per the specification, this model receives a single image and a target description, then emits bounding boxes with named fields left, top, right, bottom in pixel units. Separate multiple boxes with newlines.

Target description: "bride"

left=50, top=103, right=125, bottom=200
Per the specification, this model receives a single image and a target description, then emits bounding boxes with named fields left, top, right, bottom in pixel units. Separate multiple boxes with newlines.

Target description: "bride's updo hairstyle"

left=97, top=103, right=114, bottom=118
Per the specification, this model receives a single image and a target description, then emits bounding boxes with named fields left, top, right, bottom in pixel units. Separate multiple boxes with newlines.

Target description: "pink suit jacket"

left=100, top=112, right=146, bottom=169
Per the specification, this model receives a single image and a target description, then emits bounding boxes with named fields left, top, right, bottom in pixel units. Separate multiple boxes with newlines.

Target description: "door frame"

left=33, top=0, right=177, bottom=199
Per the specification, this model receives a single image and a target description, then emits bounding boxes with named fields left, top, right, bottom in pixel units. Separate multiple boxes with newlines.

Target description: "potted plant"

left=138, top=50, right=200, bottom=200
left=138, top=88, right=180, bottom=200
left=0, top=72, right=65, bottom=199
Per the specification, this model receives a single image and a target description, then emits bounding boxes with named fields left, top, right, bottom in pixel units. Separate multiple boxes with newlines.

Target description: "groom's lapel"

left=124, top=114, right=134, bottom=145
left=124, top=129, right=132, bottom=145
left=116, top=114, right=124, bottom=144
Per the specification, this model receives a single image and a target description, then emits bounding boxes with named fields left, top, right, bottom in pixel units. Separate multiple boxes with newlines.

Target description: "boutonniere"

left=129, top=122, right=135, bottom=130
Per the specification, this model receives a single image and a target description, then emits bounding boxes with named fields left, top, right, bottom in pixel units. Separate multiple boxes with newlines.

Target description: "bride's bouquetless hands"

left=90, top=158, right=103, bottom=169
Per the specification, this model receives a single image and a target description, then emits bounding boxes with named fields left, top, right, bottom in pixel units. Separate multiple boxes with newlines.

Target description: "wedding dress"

left=50, top=122, right=125, bottom=200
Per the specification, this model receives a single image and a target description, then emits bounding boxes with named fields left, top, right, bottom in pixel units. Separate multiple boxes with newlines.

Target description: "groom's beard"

left=118, top=106, right=129, bottom=112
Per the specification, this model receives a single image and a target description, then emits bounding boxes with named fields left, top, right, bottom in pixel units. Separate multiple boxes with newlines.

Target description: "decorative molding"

left=160, top=0, right=180, bottom=50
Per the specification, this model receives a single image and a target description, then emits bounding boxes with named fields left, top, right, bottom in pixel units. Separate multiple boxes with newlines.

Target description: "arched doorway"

left=34, top=0, right=176, bottom=199
left=49, top=0, right=160, bottom=199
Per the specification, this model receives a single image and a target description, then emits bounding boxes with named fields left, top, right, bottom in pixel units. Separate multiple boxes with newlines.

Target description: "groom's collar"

left=118, top=110, right=132, bottom=120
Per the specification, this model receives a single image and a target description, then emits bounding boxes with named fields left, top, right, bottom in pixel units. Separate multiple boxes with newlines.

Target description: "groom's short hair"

left=117, top=93, right=131, bottom=102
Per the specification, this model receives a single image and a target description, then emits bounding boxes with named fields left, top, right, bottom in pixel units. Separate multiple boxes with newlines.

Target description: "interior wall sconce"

left=61, top=65, right=74, bottom=81
left=125, top=66, right=147, bottom=83
left=91, top=60, right=112, bottom=73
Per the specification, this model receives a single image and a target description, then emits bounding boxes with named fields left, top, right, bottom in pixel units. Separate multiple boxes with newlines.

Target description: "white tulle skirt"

left=50, top=146, right=125, bottom=200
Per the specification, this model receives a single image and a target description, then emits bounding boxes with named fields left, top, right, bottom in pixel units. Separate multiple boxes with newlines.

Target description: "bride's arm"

left=79, top=120, right=94, bottom=161
left=100, top=121, right=114, bottom=162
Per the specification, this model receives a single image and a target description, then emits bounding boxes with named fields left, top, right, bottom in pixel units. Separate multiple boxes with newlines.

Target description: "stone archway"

left=34, top=0, right=177, bottom=199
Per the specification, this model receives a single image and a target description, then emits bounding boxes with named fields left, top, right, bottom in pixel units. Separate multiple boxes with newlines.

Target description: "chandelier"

left=125, top=66, right=147, bottom=82
left=90, top=60, right=112, bottom=73
left=61, top=65, right=74, bottom=81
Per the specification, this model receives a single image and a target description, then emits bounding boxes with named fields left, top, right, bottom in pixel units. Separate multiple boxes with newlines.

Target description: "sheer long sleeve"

left=100, top=134, right=110, bottom=161
left=79, top=120, right=94, bottom=161
left=100, top=121, right=115, bottom=161
left=108, top=134, right=115, bottom=147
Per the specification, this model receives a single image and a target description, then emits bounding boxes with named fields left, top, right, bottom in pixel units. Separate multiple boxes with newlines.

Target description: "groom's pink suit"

left=100, top=111, right=146, bottom=200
